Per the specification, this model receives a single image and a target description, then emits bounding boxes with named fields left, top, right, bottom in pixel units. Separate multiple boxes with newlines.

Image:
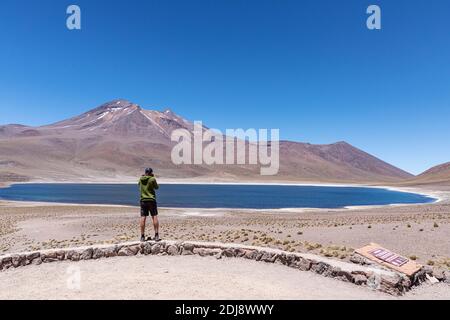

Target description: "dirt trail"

left=1, top=255, right=449, bottom=300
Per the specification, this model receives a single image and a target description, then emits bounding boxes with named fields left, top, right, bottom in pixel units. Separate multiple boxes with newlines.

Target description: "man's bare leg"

left=140, top=216, right=147, bottom=238
left=152, top=215, right=160, bottom=239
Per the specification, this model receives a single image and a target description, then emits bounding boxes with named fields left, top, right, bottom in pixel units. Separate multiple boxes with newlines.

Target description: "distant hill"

left=403, top=162, right=450, bottom=186
left=0, top=99, right=413, bottom=184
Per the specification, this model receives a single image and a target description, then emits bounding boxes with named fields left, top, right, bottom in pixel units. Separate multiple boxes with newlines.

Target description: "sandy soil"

left=1, top=255, right=448, bottom=300
left=1, top=189, right=449, bottom=271
left=0, top=183, right=449, bottom=300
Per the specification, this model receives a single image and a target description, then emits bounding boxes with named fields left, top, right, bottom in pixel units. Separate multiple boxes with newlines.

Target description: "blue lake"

left=0, top=183, right=435, bottom=209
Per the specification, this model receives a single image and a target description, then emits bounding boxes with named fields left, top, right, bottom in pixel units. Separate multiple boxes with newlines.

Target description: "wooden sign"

left=355, top=243, right=422, bottom=276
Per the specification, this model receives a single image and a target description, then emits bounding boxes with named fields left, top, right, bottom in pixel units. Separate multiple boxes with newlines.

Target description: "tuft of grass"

left=367, top=225, right=372, bottom=229
left=407, top=224, right=411, bottom=228
left=409, top=255, right=418, bottom=261
left=433, top=222, right=439, bottom=228
left=427, top=260, right=435, bottom=266
left=419, top=228, right=424, bottom=232
left=297, top=231, right=303, bottom=235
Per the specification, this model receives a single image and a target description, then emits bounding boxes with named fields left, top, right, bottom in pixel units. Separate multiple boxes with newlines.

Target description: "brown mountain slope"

left=0, top=99, right=413, bottom=184
left=402, top=162, right=450, bottom=186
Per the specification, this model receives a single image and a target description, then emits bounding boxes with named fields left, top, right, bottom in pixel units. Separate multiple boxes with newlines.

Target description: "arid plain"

left=1, top=184, right=448, bottom=274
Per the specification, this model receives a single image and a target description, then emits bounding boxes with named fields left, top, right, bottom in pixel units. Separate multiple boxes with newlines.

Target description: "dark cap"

left=145, top=168, right=153, bottom=175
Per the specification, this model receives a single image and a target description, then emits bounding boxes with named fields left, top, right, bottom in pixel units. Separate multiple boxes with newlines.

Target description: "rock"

left=159, top=242, right=168, bottom=253
left=104, top=247, right=118, bottom=258
left=2, top=257, right=12, bottom=269
left=193, top=248, right=205, bottom=256
left=222, top=248, right=235, bottom=258
left=296, top=258, right=311, bottom=271
left=425, top=274, right=439, bottom=284
left=322, top=266, right=340, bottom=278
left=236, top=249, right=246, bottom=258
left=379, top=274, right=403, bottom=295
left=43, top=257, right=59, bottom=263
left=260, top=252, right=277, bottom=263
left=26, top=252, right=40, bottom=261
left=56, top=251, right=66, bottom=260
left=167, top=245, right=179, bottom=256
left=285, top=255, right=297, bottom=267
left=423, top=266, right=433, bottom=274
left=332, top=269, right=353, bottom=282
left=259, top=252, right=270, bottom=261
left=353, top=274, right=368, bottom=285
left=42, top=252, right=58, bottom=263
left=142, top=243, right=152, bottom=255
left=412, top=269, right=428, bottom=285
left=433, top=270, right=450, bottom=283
left=274, top=254, right=286, bottom=265
left=366, top=273, right=381, bottom=290
left=311, top=262, right=329, bottom=275
left=151, top=244, right=162, bottom=255
left=399, top=276, right=412, bottom=289
left=275, top=254, right=295, bottom=266
left=118, top=245, right=140, bottom=256
left=181, top=248, right=193, bottom=255
left=350, top=270, right=367, bottom=276
left=67, top=251, right=80, bottom=261
left=31, top=257, right=42, bottom=265
left=129, top=245, right=141, bottom=255
left=349, top=254, right=372, bottom=265
left=12, top=255, right=26, bottom=267
left=81, top=248, right=94, bottom=260
left=183, top=243, right=195, bottom=252
left=244, top=250, right=257, bottom=260
left=92, top=248, right=104, bottom=259
left=193, top=248, right=221, bottom=257
left=208, top=249, right=223, bottom=256
left=255, top=252, right=264, bottom=261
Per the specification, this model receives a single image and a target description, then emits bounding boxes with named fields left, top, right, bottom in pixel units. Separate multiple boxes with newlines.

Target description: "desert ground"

left=1, top=254, right=449, bottom=300
left=0, top=183, right=449, bottom=299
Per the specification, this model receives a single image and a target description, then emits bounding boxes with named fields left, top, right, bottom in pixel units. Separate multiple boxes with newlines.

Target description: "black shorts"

left=140, top=200, right=158, bottom=217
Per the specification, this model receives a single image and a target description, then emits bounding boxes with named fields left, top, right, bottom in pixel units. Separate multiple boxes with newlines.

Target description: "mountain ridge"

left=402, top=162, right=450, bottom=186
left=0, top=99, right=414, bottom=184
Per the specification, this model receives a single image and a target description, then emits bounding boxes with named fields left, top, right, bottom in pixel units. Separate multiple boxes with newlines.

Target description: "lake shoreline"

left=1, top=191, right=449, bottom=275
left=0, top=180, right=444, bottom=211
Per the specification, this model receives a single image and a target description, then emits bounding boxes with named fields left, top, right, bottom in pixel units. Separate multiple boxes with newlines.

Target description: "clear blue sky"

left=0, top=0, right=449, bottom=175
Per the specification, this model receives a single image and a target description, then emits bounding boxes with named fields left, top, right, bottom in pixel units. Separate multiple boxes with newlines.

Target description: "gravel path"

left=1, top=255, right=448, bottom=300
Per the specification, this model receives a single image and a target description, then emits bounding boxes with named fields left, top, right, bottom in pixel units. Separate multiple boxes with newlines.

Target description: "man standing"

left=138, top=168, right=160, bottom=242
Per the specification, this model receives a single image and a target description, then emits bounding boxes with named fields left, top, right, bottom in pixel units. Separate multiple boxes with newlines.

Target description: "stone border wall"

left=0, top=240, right=433, bottom=296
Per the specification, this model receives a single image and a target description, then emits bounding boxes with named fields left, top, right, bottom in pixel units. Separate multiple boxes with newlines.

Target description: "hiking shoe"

left=154, top=234, right=161, bottom=242
left=140, top=235, right=146, bottom=242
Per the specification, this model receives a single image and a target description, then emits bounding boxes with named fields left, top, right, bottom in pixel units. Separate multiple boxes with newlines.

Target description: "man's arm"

left=152, top=177, right=159, bottom=190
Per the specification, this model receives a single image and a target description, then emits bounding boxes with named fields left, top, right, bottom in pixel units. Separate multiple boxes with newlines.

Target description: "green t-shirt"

left=138, top=175, right=159, bottom=201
